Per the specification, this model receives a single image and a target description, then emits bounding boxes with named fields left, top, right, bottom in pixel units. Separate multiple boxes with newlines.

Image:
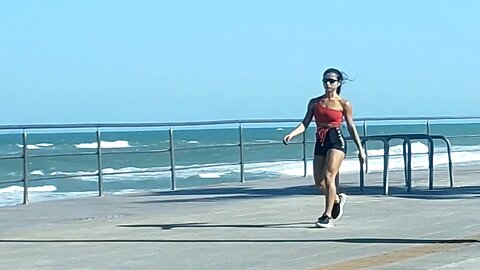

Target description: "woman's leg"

left=313, top=155, right=340, bottom=204
left=335, top=173, right=340, bottom=195
left=323, top=149, right=345, bottom=217
left=313, top=155, right=326, bottom=192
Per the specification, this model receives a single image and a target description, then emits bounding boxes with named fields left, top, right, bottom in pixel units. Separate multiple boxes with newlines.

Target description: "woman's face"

left=322, top=73, right=340, bottom=92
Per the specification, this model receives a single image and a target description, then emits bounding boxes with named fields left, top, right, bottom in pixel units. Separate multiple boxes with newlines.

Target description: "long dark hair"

left=323, top=68, right=348, bottom=94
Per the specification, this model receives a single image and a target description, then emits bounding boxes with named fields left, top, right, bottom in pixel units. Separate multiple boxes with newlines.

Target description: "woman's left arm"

left=342, top=100, right=366, bottom=162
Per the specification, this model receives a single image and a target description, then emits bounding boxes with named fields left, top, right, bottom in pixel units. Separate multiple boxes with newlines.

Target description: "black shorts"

left=314, top=128, right=347, bottom=156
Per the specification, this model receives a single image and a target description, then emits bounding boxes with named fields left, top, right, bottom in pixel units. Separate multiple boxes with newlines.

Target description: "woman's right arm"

left=283, top=99, right=315, bottom=144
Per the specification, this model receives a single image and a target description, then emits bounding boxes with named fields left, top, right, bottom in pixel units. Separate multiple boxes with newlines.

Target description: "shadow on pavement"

left=129, top=184, right=480, bottom=204
left=1, top=237, right=477, bottom=244
left=118, top=221, right=312, bottom=229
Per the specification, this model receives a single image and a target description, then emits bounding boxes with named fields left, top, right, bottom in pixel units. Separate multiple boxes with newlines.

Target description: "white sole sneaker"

left=315, top=215, right=334, bottom=228
left=333, top=193, right=347, bottom=220
left=315, top=220, right=334, bottom=228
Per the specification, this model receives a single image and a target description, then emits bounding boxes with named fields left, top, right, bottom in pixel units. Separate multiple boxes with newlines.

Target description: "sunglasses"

left=322, top=78, right=338, bottom=84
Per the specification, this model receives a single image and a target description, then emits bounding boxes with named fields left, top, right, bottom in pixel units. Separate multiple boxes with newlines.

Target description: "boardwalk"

left=1, top=168, right=479, bottom=270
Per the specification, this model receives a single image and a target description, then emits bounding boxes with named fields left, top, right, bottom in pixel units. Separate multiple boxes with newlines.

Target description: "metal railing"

left=359, top=134, right=454, bottom=195
left=1, top=115, right=479, bottom=205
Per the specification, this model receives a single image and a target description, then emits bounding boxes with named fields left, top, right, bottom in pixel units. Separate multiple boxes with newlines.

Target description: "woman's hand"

left=283, top=134, right=293, bottom=145
left=358, top=148, right=366, bottom=164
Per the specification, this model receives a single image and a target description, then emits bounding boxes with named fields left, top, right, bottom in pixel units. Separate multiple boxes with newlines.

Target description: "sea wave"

left=0, top=185, right=57, bottom=193
left=3, top=144, right=480, bottom=207
left=75, top=140, right=131, bottom=149
left=367, top=141, right=429, bottom=156
left=34, top=147, right=480, bottom=183
left=16, top=143, right=54, bottom=150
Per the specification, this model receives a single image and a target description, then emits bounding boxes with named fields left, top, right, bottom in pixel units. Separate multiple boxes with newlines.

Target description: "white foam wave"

left=37, top=143, right=54, bottom=147
left=451, top=145, right=480, bottom=152
left=50, top=170, right=97, bottom=176
left=16, top=143, right=54, bottom=150
left=254, top=139, right=280, bottom=144
left=367, top=142, right=429, bottom=156
left=2, top=147, right=480, bottom=207
left=365, top=142, right=480, bottom=158
left=275, top=150, right=480, bottom=177
left=111, top=189, right=144, bottom=195
left=16, top=144, right=39, bottom=150
left=39, top=146, right=480, bottom=184
left=75, top=140, right=131, bottom=149
left=199, top=172, right=227, bottom=179
left=0, top=185, right=57, bottom=193
left=0, top=189, right=98, bottom=207
left=31, top=170, right=44, bottom=176
left=46, top=166, right=172, bottom=182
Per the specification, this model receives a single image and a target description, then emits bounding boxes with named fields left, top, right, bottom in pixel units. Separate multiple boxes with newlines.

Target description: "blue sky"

left=1, top=0, right=479, bottom=124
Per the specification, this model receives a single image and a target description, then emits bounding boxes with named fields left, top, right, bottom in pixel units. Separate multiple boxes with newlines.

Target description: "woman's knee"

left=315, top=180, right=326, bottom=190
left=315, top=181, right=326, bottom=194
left=323, top=170, right=337, bottom=184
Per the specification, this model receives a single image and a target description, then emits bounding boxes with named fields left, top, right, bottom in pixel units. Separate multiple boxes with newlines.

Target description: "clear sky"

left=1, top=0, right=479, bottom=125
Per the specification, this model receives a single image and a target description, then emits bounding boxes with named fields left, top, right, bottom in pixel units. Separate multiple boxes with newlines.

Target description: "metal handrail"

left=1, top=115, right=479, bottom=205
left=359, top=134, right=454, bottom=195
left=2, top=115, right=480, bottom=130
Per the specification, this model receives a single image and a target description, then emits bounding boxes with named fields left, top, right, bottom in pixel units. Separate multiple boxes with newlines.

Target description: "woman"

left=283, top=68, right=366, bottom=228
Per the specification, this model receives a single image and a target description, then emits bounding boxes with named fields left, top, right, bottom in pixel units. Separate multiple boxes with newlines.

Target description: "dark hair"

left=323, top=68, right=348, bottom=94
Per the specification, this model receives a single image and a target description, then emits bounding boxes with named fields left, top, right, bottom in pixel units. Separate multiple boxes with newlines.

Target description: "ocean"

left=1, top=122, right=479, bottom=207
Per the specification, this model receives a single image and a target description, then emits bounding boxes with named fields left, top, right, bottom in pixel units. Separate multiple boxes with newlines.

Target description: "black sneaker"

left=315, top=214, right=334, bottom=228
left=332, top=193, right=347, bottom=220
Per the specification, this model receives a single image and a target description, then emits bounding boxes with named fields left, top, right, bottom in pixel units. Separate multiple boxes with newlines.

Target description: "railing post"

left=359, top=139, right=366, bottom=191
left=406, top=139, right=413, bottom=192
left=22, top=130, right=29, bottom=205
left=427, top=137, right=434, bottom=189
left=363, top=121, right=369, bottom=173
left=169, top=127, right=176, bottom=190
left=239, top=123, right=245, bottom=183
left=426, top=120, right=431, bottom=135
left=382, top=139, right=390, bottom=195
left=402, top=140, right=408, bottom=187
left=96, top=129, right=103, bottom=197
left=302, top=132, right=307, bottom=177
left=444, top=138, right=454, bottom=187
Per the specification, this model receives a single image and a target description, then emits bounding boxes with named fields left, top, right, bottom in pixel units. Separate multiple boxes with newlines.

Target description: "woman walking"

left=283, top=68, right=365, bottom=228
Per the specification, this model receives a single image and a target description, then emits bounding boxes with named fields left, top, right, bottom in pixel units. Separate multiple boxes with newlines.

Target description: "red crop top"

left=313, top=101, right=344, bottom=144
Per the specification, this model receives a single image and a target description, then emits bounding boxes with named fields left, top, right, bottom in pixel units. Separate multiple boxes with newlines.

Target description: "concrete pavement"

left=0, top=168, right=479, bottom=270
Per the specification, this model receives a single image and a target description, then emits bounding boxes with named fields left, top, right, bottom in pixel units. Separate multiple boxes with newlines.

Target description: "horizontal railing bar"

left=101, top=149, right=170, bottom=155
left=15, top=135, right=477, bottom=160
left=0, top=120, right=293, bottom=130
left=244, top=142, right=284, bottom=147
left=264, top=158, right=306, bottom=163
left=29, top=173, right=99, bottom=182
left=89, top=163, right=242, bottom=177
left=32, top=163, right=248, bottom=179
left=0, top=179, right=23, bottom=185
left=275, top=142, right=306, bottom=145
left=20, top=150, right=172, bottom=159
left=243, top=159, right=303, bottom=164
left=1, top=115, right=480, bottom=130
left=444, top=134, right=480, bottom=139
left=175, top=162, right=240, bottom=171
left=102, top=168, right=171, bottom=176
left=354, top=116, right=480, bottom=122
left=28, top=152, right=96, bottom=158
left=0, top=155, right=22, bottom=160
left=175, top=144, right=239, bottom=152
